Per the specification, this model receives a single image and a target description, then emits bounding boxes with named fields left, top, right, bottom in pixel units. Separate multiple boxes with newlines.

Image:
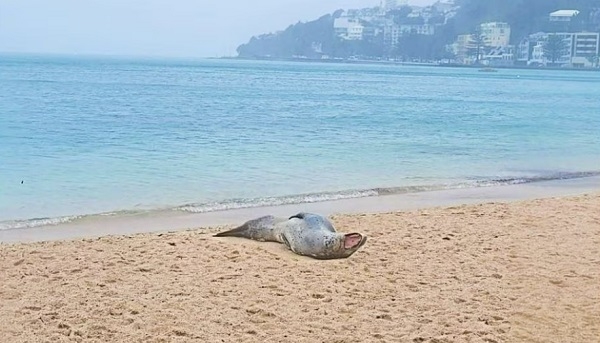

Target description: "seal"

left=214, top=212, right=367, bottom=260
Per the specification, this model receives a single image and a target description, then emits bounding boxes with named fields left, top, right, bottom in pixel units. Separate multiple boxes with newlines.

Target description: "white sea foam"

left=2, top=171, right=598, bottom=231
left=0, top=215, right=82, bottom=231
left=177, top=189, right=380, bottom=213
left=177, top=171, right=599, bottom=213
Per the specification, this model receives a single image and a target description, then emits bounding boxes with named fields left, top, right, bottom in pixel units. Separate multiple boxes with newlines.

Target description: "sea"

left=1, top=54, right=599, bottom=230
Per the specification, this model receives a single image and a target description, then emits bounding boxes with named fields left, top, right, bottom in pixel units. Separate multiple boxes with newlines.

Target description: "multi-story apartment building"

left=383, top=21, right=435, bottom=49
left=517, top=31, right=599, bottom=67
left=480, top=22, right=511, bottom=47
left=383, top=21, right=402, bottom=49
left=571, top=32, right=600, bottom=67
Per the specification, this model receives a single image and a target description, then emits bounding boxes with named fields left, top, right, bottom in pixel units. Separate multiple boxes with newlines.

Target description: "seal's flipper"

left=280, top=234, right=292, bottom=250
left=289, top=212, right=308, bottom=220
left=289, top=213, right=336, bottom=233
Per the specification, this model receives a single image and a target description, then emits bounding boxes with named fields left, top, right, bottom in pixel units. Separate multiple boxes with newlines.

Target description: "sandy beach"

left=1, top=193, right=599, bottom=342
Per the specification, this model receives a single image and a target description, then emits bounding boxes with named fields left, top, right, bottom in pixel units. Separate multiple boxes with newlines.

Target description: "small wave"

left=3, top=170, right=598, bottom=230
left=476, top=171, right=600, bottom=187
left=177, top=170, right=600, bottom=213
left=176, top=189, right=380, bottom=213
left=0, top=215, right=82, bottom=231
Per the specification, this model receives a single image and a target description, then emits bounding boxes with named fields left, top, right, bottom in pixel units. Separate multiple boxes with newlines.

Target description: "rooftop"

left=550, top=10, right=580, bottom=17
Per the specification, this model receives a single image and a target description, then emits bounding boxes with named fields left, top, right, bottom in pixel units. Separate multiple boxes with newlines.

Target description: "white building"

left=482, top=46, right=515, bottom=66
left=480, top=22, right=511, bottom=47
left=452, top=34, right=475, bottom=64
left=383, top=21, right=435, bottom=49
left=521, top=31, right=599, bottom=67
left=530, top=42, right=545, bottom=64
left=333, top=17, right=365, bottom=40
left=549, top=10, right=580, bottom=22
left=383, top=21, right=401, bottom=48
left=399, top=24, right=435, bottom=35
left=571, top=32, right=600, bottom=67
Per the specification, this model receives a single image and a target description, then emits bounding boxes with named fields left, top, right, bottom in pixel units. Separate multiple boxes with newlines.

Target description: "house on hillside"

left=481, top=46, right=515, bottom=66
left=549, top=10, right=580, bottom=22
left=334, top=17, right=365, bottom=40
left=548, top=10, right=583, bottom=32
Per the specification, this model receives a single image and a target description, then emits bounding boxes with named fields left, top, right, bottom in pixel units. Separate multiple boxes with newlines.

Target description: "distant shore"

left=223, top=56, right=600, bottom=72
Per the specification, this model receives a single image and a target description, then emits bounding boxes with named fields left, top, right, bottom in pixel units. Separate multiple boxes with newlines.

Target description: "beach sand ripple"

left=1, top=194, right=599, bottom=342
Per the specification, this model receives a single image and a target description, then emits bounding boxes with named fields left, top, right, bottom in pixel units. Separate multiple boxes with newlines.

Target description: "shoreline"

left=226, top=56, right=600, bottom=73
left=4, top=53, right=600, bottom=73
left=2, top=175, right=598, bottom=244
left=4, top=170, right=599, bottom=230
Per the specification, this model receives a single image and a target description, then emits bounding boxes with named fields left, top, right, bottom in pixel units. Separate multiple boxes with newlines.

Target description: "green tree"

left=236, top=12, right=341, bottom=58
left=470, top=26, right=486, bottom=64
left=543, top=34, right=569, bottom=65
left=587, top=54, right=599, bottom=68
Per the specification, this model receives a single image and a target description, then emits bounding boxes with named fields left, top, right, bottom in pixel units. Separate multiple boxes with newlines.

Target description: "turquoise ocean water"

left=1, top=54, right=599, bottom=229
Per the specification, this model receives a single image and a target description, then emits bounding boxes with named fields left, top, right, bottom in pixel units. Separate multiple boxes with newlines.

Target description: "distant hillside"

left=236, top=0, right=600, bottom=61
left=236, top=11, right=340, bottom=59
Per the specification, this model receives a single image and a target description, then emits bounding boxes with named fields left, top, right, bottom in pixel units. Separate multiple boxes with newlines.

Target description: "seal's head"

left=309, top=232, right=367, bottom=260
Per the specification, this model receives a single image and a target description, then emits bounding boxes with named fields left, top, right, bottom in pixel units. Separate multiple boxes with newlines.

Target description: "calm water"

left=1, top=54, right=599, bottom=228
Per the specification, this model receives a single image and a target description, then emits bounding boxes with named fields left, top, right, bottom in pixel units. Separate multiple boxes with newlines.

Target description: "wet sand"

left=1, top=193, right=599, bottom=342
left=2, top=175, right=599, bottom=244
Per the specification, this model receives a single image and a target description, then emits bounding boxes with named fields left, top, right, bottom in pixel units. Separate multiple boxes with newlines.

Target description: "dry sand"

left=1, top=193, right=599, bottom=343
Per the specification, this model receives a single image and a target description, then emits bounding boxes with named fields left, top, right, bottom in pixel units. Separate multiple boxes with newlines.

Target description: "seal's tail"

left=213, top=226, right=247, bottom=238
left=213, top=215, right=281, bottom=242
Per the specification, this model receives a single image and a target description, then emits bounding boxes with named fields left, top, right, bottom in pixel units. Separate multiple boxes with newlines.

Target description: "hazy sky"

left=0, top=0, right=435, bottom=58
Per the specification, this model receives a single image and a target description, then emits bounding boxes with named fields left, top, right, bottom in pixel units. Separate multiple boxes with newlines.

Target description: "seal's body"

left=214, top=212, right=367, bottom=260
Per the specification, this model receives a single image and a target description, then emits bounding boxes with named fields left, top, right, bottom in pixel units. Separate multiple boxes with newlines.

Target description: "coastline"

left=1, top=175, right=598, bottom=244
left=225, top=56, right=600, bottom=73
left=1, top=188, right=598, bottom=342
left=4, top=53, right=599, bottom=72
